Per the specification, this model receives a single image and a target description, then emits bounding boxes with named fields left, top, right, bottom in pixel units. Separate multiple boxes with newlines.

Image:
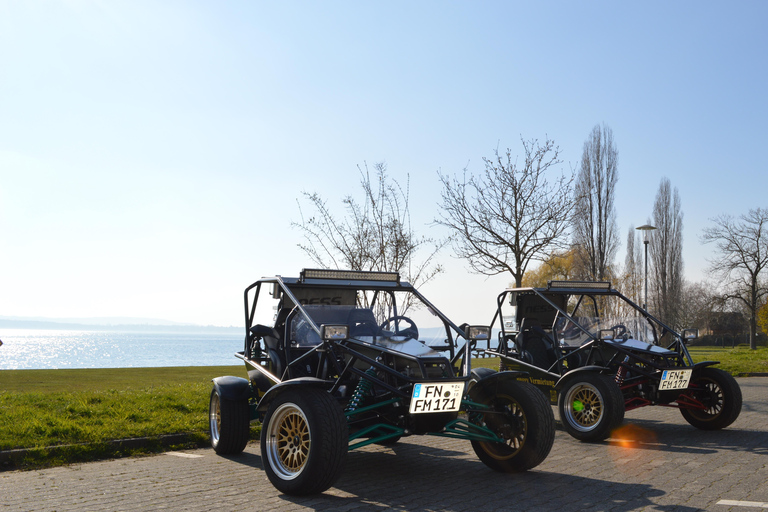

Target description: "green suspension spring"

left=346, top=368, right=377, bottom=412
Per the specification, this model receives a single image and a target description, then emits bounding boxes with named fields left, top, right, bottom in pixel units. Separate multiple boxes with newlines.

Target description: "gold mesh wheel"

left=557, top=372, right=624, bottom=442
left=480, top=393, right=527, bottom=458
left=265, top=402, right=311, bottom=479
left=563, top=383, right=604, bottom=431
left=260, top=388, right=348, bottom=495
left=469, top=379, right=555, bottom=472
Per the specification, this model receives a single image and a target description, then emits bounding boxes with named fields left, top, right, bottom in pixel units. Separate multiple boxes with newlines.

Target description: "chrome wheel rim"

left=265, top=402, right=311, bottom=480
left=563, top=383, right=604, bottom=432
left=209, top=392, right=221, bottom=444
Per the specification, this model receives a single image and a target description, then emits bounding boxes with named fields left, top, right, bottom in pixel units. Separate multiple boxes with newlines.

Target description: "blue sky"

left=1, top=1, right=766, bottom=327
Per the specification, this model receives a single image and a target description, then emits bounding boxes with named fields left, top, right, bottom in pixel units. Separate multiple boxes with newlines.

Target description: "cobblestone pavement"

left=2, top=378, right=766, bottom=512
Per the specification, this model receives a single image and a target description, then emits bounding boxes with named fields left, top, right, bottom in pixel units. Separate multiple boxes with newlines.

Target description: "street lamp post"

left=636, top=224, right=657, bottom=310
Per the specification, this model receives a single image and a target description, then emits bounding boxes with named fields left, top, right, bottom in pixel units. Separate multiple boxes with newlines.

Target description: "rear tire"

left=557, top=372, right=624, bottom=442
left=468, top=379, right=555, bottom=472
left=261, top=387, right=347, bottom=495
left=680, top=367, right=742, bottom=430
left=209, top=388, right=250, bottom=455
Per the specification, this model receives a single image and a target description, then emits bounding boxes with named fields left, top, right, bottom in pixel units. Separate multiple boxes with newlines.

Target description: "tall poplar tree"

left=572, top=124, right=619, bottom=281
left=649, top=178, right=684, bottom=327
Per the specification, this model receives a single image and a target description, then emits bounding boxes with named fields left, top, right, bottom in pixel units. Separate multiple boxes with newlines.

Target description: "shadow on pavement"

left=606, top=419, right=768, bottom=456
left=219, top=449, right=263, bottom=470
left=272, top=441, right=696, bottom=512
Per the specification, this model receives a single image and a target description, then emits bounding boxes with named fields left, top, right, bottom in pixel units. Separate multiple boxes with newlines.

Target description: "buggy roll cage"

left=488, top=280, right=696, bottom=367
left=240, top=269, right=482, bottom=391
left=235, top=269, right=505, bottom=448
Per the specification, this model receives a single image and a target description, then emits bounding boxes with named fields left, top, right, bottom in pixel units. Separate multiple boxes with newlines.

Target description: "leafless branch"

left=435, top=137, right=574, bottom=287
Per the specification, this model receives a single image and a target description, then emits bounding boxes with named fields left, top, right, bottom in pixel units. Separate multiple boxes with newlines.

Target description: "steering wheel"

left=610, top=324, right=630, bottom=340
left=380, top=315, right=419, bottom=339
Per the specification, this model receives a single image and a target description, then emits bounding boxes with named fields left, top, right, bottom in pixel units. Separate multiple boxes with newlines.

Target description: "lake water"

left=0, top=329, right=245, bottom=370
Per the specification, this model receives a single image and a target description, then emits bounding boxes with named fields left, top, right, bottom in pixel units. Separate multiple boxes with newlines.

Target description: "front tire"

left=209, top=388, right=250, bottom=455
left=680, top=367, right=742, bottom=430
left=261, top=387, right=347, bottom=495
left=557, top=372, right=624, bottom=442
left=468, top=379, right=555, bottom=472
left=468, top=367, right=497, bottom=391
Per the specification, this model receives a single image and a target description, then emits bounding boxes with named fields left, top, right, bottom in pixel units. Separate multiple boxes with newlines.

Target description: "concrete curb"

left=0, top=433, right=205, bottom=471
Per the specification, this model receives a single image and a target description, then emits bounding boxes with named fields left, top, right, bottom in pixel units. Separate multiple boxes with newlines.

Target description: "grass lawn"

left=0, top=347, right=765, bottom=469
left=688, top=345, right=768, bottom=375
left=474, top=347, right=768, bottom=376
left=0, top=366, right=249, bottom=469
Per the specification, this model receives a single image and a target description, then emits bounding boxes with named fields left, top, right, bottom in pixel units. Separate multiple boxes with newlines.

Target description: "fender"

left=211, top=375, right=253, bottom=402
left=468, top=368, right=529, bottom=396
left=692, top=361, right=719, bottom=372
left=255, top=377, right=332, bottom=413
left=555, top=365, right=612, bottom=390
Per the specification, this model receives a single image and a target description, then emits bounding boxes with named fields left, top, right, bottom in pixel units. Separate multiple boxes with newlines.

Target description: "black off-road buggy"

left=209, top=269, right=555, bottom=495
left=485, top=280, right=742, bottom=442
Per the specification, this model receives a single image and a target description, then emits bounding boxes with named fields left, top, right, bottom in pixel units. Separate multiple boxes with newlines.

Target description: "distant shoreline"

left=0, top=319, right=241, bottom=334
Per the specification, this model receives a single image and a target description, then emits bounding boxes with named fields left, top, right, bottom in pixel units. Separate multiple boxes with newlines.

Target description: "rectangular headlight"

left=320, top=324, right=349, bottom=341
left=467, top=325, right=491, bottom=341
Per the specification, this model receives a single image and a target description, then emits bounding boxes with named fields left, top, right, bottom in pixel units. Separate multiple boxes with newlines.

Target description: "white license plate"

left=409, top=382, right=464, bottom=414
left=659, top=369, right=692, bottom=390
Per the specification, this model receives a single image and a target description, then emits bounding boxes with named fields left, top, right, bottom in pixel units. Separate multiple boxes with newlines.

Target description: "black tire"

left=260, top=387, right=347, bottom=495
left=209, top=388, right=250, bottom=455
left=468, top=379, right=555, bottom=472
left=680, top=367, right=742, bottom=430
left=557, top=372, right=624, bottom=442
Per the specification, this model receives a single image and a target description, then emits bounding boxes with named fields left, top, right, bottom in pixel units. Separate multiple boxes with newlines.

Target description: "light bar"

left=548, top=280, right=612, bottom=291
left=301, top=268, right=400, bottom=283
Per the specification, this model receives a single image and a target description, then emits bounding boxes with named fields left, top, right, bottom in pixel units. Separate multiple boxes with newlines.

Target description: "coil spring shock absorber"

left=615, top=356, right=630, bottom=385
left=346, top=368, right=377, bottom=412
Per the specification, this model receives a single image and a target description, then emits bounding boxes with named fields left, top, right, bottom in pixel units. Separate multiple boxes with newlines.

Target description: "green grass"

left=1, top=349, right=765, bottom=470
left=0, top=366, right=253, bottom=469
left=471, top=357, right=502, bottom=370
left=688, top=346, right=768, bottom=375
left=475, top=347, right=768, bottom=376
left=0, top=366, right=244, bottom=394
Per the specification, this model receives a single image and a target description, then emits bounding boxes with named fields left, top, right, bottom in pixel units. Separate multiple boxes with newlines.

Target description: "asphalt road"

left=2, top=377, right=766, bottom=512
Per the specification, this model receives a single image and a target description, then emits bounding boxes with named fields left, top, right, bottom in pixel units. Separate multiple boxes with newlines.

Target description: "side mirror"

left=466, top=325, right=491, bottom=341
left=251, top=324, right=278, bottom=339
left=598, top=329, right=615, bottom=341
left=320, top=324, right=349, bottom=341
left=682, top=328, right=699, bottom=344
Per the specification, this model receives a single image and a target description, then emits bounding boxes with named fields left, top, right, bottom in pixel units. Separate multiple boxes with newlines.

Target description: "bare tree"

left=701, top=207, right=768, bottom=350
left=293, top=162, right=443, bottom=288
left=678, top=280, right=716, bottom=333
left=572, top=124, right=620, bottom=281
left=435, top=137, right=574, bottom=287
left=649, top=178, right=684, bottom=328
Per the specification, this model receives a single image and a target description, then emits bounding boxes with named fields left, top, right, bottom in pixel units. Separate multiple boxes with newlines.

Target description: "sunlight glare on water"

left=0, top=329, right=244, bottom=369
